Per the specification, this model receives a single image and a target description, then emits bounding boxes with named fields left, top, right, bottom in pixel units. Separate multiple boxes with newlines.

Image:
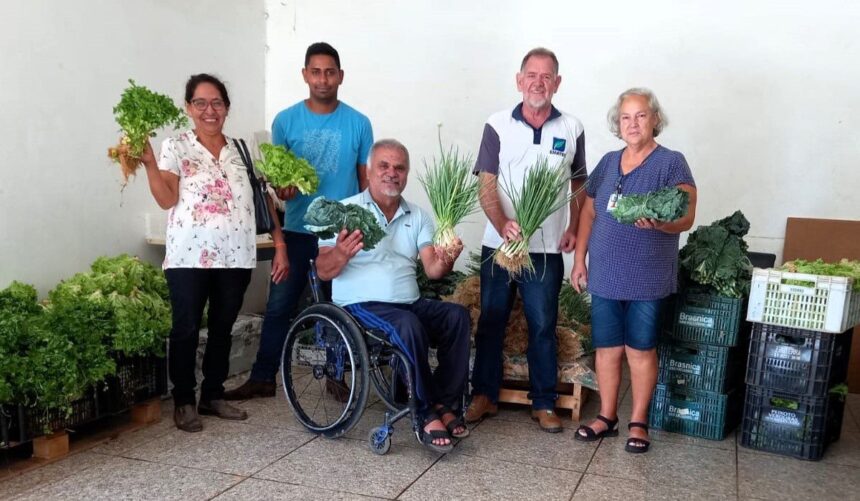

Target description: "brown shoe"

left=223, top=379, right=276, bottom=400
left=531, top=409, right=563, bottom=433
left=173, top=404, right=203, bottom=432
left=198, top=399, right=249, bottom=420
left=464, top=395, right=498, bottom=424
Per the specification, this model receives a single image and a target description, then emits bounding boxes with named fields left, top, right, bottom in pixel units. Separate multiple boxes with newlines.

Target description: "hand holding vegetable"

left=334, top=228, right=364, bottom=260
left=257, top=143, right=320, bottom=194
left=108, top=80, right=187, bottom=185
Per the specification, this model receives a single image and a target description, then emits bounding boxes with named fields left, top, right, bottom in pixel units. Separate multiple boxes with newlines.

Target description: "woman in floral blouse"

left=141, top=74, right=288, bottom=432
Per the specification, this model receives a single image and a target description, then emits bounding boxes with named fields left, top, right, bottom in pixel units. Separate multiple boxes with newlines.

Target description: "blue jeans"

left=471, top=246, right=563, bottom=410
left=250, top=231, right=323, bottom=382
left=590, top=295, right=664, bottom=350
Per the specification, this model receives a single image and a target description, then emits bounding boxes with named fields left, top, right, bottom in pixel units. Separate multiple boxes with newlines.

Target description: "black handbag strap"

left=232, top=138, right=257, bottom=186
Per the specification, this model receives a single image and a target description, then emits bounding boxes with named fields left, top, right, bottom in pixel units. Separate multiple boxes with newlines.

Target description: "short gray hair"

left=520, top=47, right=559, bottom=75
left=368, top=139, right=410, bottom=169
left=607, top=88, right=668, bottom=138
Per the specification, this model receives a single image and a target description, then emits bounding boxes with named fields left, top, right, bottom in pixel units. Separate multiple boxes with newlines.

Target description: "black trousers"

left=165, top=268, right=252, bottom=406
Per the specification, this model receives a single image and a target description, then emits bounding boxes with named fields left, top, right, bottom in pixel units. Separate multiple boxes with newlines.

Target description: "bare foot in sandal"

left=422, top=417, right=453, bottom=451
left=435, top=404, right=469, bottom=438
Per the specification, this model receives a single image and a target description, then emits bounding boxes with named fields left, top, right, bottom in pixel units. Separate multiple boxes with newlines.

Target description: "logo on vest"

left=551, top=137, right=566, bottom=156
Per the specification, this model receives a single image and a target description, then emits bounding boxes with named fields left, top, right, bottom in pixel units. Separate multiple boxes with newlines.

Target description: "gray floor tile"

left=0, top=451, right=110, bottom=499
left=493, top=403, right=582, bottom=429
left=121, top=419, right=313, bottom=475
left=230, top=395, right=318, bottom=435
left=400, top=452, right=579, bottom=501
left=90, top=417, right=175, bottom=456
left=587, top=439, right=736, bottom=497
left=254, top=436, right=439, bottom=498
left=456, top=417, right=598, bottom=471
left=14, top=455, right=242, bottom=501
left=738, top=449, right=860, bottom=500
left=213, top=477, right=384, bottom=500
left=573, top=473, right=737, bottom=500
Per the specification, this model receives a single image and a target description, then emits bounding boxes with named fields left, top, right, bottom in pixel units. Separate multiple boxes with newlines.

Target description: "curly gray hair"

left=607, top=88, right=668, bottom=139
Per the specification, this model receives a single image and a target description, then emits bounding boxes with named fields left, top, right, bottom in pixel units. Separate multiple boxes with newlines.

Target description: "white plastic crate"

left=746, top=268, right=860, bottom=333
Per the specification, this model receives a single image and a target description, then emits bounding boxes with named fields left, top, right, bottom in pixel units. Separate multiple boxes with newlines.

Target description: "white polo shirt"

left=319, top=190, right=435, bottom=306
left=474, top=104, right=586, bottom=253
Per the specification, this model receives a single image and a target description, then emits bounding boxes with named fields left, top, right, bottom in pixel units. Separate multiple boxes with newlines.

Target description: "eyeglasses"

left=190, top=99, right=226, bottom=111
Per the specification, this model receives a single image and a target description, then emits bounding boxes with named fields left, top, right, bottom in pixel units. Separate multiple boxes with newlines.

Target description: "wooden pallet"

left=497, top=380, right=588, bottom=422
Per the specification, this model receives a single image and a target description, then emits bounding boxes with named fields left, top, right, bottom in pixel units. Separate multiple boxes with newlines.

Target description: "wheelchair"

left=279, top=260, right=421, bottom=455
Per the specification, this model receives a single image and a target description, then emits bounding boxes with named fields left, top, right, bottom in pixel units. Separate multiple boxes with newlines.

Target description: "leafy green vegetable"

left=559, top=281, right=591, bottom=326
left=45, top=255, right=171, bottom=356
left=782, top=259, right=860, bottom=292
left=611, top=186, right=689, bottom=225
left=109, top=79, right=187, bottom=182
left=770, top=397, right=799, bottom=410
left=304, top=197, right=386, bottom=250
left=256, top=143, right=320, bottom=194
left=416, top=261, right=466, bottom=299
left=679, top=211, right=752, bottom=298
left=419, top=129, right=479, bottom=255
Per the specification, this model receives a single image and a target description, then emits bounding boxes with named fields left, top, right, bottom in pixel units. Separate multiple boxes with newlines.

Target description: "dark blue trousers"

left=346, top=298, right=471, bottom=416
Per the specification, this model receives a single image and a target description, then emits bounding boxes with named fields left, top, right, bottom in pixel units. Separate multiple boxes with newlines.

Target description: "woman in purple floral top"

left=572, top=89, right=697, bottom=453
left=140, top=74, right=288, bottom=432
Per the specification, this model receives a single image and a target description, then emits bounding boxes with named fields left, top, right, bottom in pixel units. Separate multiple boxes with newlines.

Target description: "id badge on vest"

left=607, top=192, right=623, bottom=211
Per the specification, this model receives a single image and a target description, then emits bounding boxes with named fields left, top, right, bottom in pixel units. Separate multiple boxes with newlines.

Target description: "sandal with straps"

left=575, top=414, right=619, bottom=442
left=625, top=421, right=651, bottom=454
left=418, top=415, right=454, bottom=453
left=435, top=405, right=470, bottom=439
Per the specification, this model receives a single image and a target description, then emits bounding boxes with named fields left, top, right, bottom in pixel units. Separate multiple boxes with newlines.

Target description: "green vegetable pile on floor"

left=256, top=143, right=320, bottom=194
left=416, top=261, right=466, bottom=300
left=611, top=186, right=689, bottom=225
left=781, top=258, right=860, bottom=291
left=304, top=197, right=386, bottom=250
left=679, top=210, right=753, bottom=298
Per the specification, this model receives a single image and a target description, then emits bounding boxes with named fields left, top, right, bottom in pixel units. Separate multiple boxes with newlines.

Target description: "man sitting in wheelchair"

left=316, top=138, right=471, bottom=453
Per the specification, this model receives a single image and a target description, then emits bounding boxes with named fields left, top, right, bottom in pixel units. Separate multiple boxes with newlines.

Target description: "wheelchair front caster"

left=368, top=426, right=392, bottom=455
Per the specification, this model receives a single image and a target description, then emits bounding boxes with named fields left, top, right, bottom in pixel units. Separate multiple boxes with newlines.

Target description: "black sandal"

left=435, top=405, right=470, bottom=439
left=625, top=422, right=651, bottom=454
left=574, top=414, right=619, bottom=442
left=419, top=416, right=454, bottom=453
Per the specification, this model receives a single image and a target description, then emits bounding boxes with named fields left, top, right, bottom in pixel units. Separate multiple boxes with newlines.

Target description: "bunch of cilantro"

left=111, top=79, right=187, bottom=160
left=304, top=197, right=386, bottom=250
left=611, top=186, right=689, bottom=225
left=256, top=143, right=320, bottom=194
left=678, top=211, right=753, bottom=297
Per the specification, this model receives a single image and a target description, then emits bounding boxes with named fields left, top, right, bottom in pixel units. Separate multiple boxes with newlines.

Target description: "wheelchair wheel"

left=369, top=346, right=410, bottom=412
left=280, top=302, right=369, bottom=438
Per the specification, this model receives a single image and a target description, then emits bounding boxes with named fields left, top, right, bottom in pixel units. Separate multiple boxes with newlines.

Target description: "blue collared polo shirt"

left=319, top=190, right=435, bottom=306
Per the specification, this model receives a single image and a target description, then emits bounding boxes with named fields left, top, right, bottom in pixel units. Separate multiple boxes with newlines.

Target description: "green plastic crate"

left=649, top=384, right=742, bottom=440
left=658, top=338, right=745, bottom=393
left=666, top=288, right=748, bottom=346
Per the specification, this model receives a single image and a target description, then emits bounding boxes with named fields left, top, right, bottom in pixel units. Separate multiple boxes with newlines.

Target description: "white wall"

left=265, top=0, right=860, bottom=269
left=0, top=0, right=269, bottom=307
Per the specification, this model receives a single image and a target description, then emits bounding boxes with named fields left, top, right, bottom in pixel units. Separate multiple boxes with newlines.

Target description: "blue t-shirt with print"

left=271, top=101, right=373, bottom=233
left=585, top=145, right=695, bottom=301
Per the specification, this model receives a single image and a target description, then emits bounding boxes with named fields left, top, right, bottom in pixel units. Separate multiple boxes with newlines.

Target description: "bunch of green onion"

left=494, top=157, right=571, bottom=276
left=418, top=135, right=479, bottom=258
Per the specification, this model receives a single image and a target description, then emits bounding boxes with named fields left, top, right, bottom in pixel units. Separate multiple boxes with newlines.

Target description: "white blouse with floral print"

left=158, top=131, right=256, bottom=270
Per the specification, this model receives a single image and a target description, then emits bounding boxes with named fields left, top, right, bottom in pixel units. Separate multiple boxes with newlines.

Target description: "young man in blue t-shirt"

left=226, top=42, right=373, bottom=400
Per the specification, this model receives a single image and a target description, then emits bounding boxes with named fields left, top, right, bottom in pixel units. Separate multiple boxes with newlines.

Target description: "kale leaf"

left=304, top=197, right=386, bottom=250
left=611, top=186, right=689, bottom=225
left=679, top=210, right=753, bottom=297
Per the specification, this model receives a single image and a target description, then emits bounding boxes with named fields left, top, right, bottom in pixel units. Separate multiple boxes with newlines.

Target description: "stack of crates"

left=649, top=286, right=749, bottom=440
left=741, top=268, right=859, bottom=460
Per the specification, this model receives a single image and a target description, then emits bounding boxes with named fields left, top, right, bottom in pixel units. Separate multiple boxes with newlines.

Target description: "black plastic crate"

left=23, top=387, right=104, bottom=438
left=101, top=354, right=168, bottom=415
left=666, top=288, right=749, bottom=346
left=658, top=338, right=745, bottom=393
left=0, top=404, right=29, bottom=448
left=740, top=385, right=845, bottom=460
left=649, top=384, right=742, bottom=440
left=745, top=324, right=853, bottom=397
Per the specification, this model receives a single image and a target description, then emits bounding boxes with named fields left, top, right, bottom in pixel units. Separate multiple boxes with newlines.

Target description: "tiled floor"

left=2, top=379, right=859, bottom=500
